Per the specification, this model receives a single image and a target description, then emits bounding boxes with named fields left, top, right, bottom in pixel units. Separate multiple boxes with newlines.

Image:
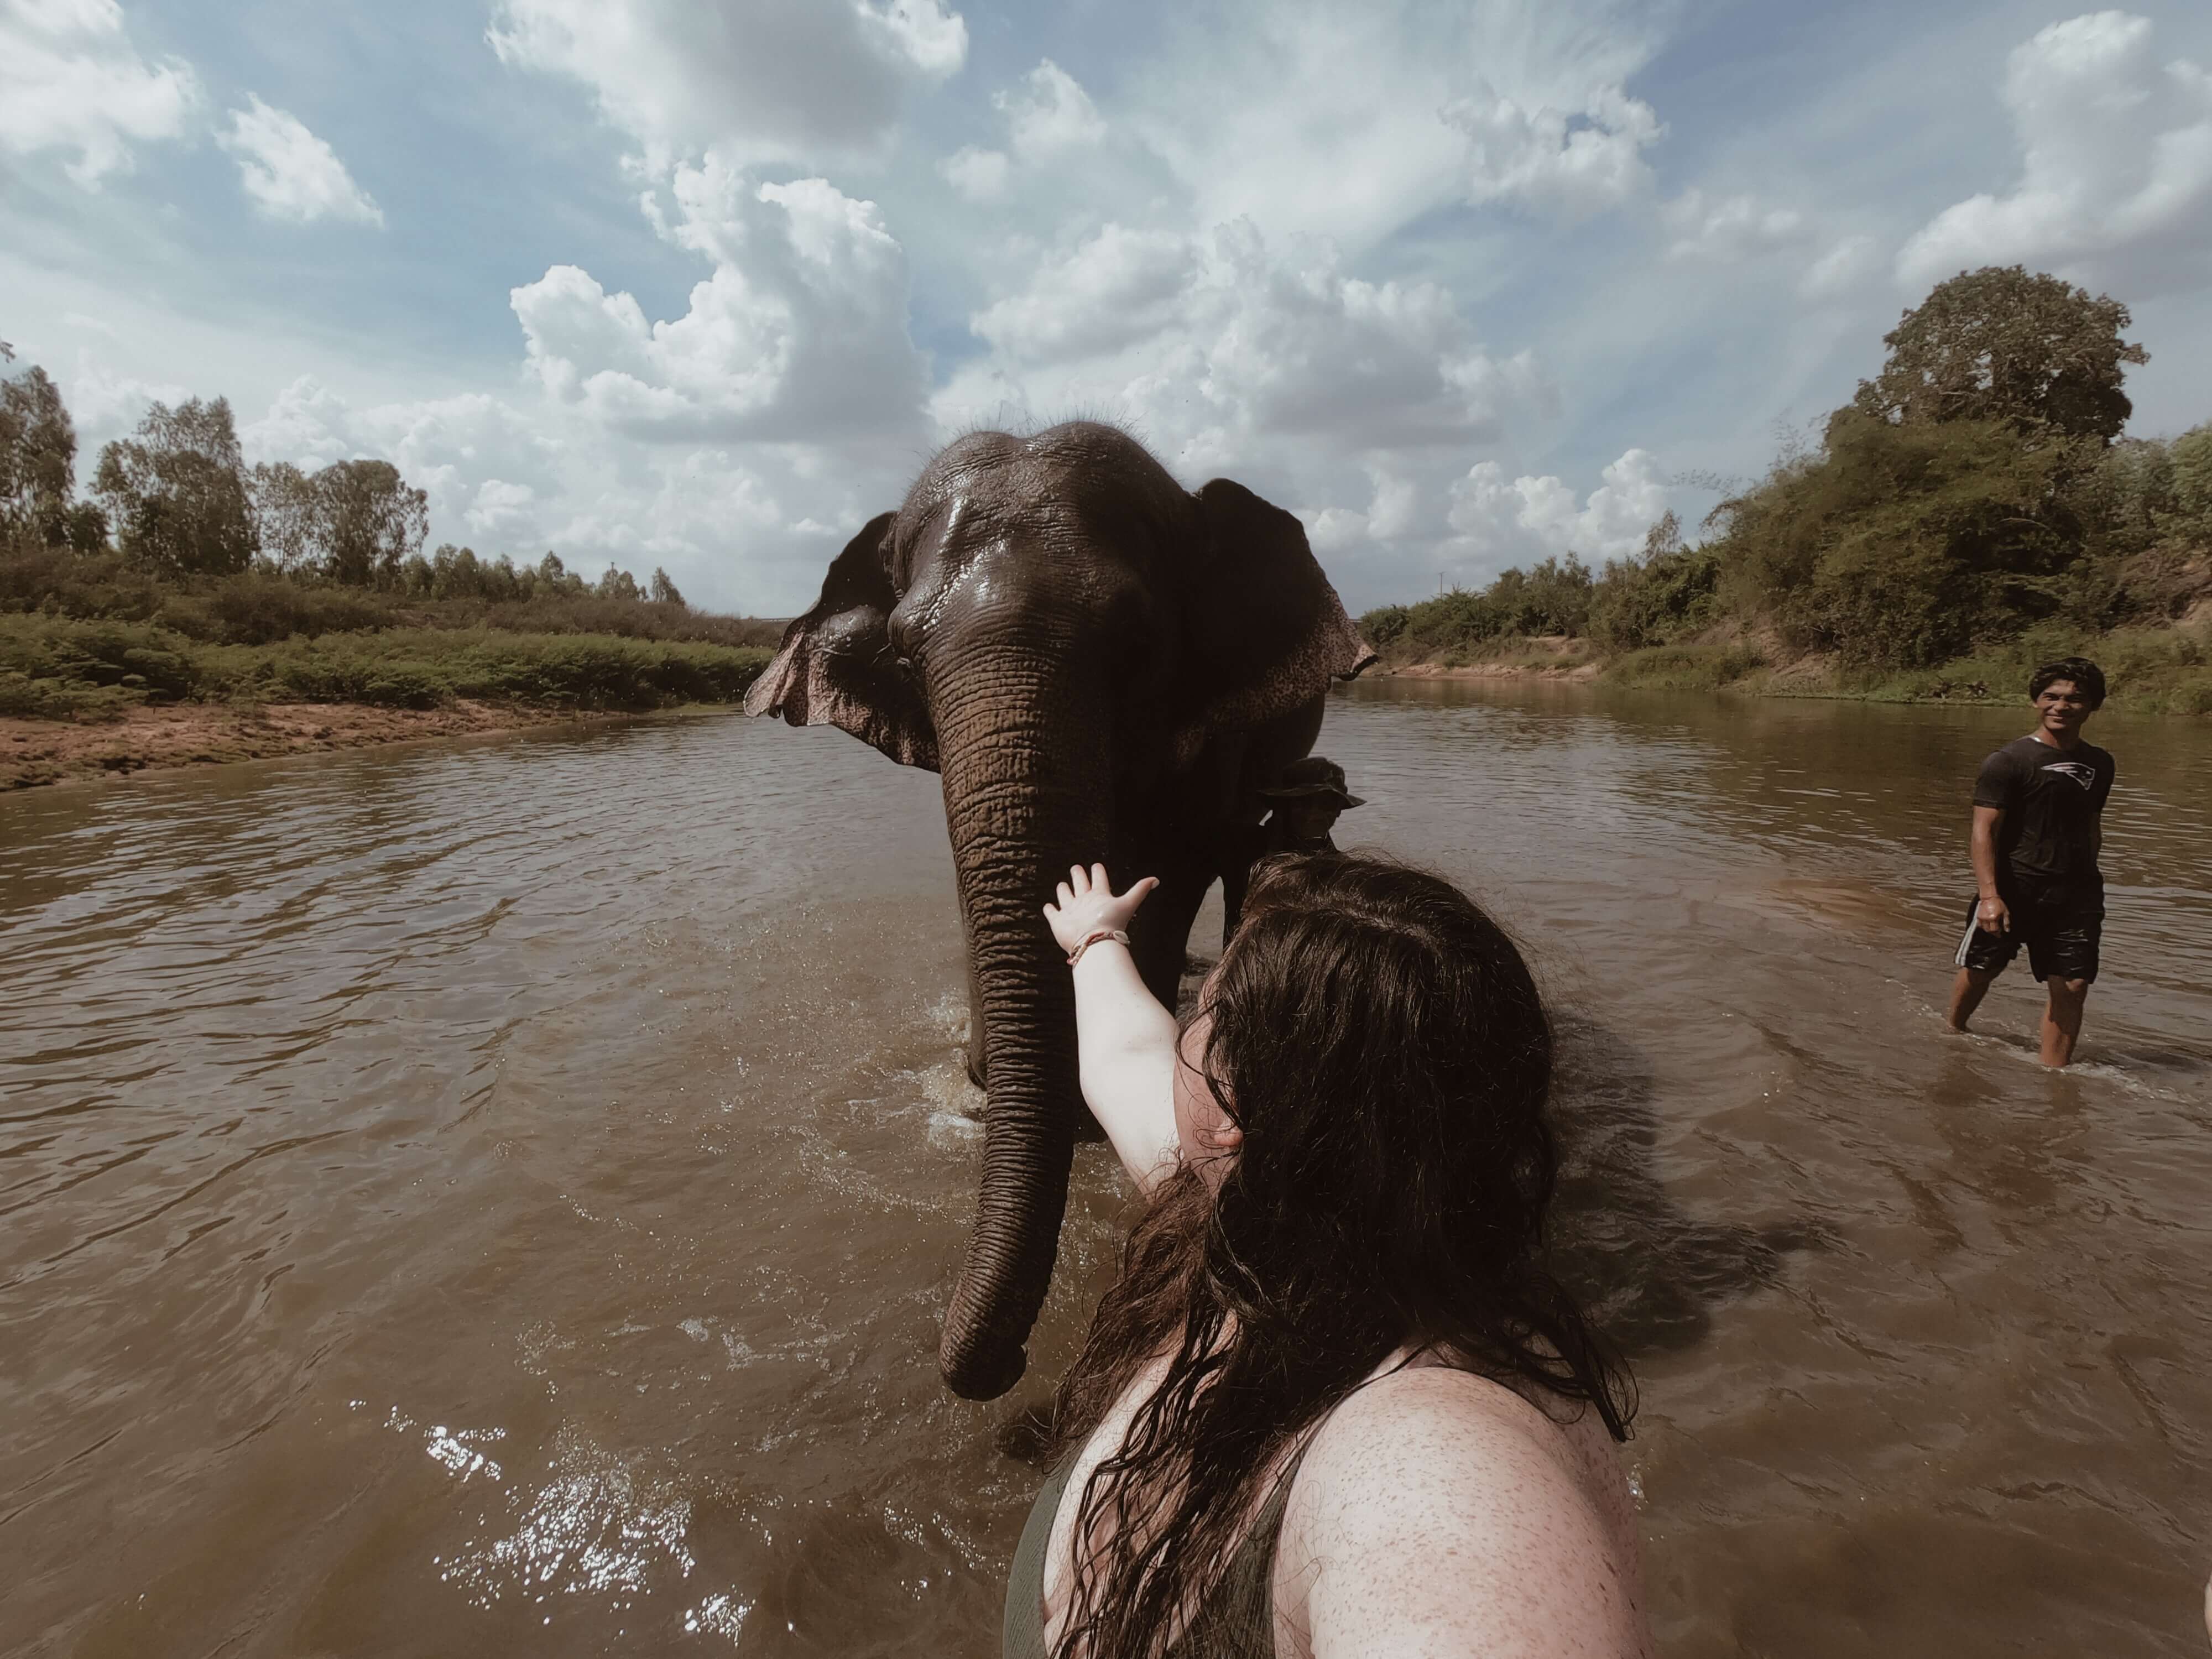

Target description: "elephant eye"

left=895, top=654, right=918, bottom=679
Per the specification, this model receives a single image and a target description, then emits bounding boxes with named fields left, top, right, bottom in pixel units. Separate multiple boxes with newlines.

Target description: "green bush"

left=0, top=670, right=143, bottom=719
left=1820, top=620, right=2210, bottom=710
left=1710, top=412, right=2097, bottom=669
left=1588, top=546, right=1720, bottom=654
left=0, top=613, right=202, bottom=701
left=0, top=544, right=787, bottom=652
left=1602, top=644, right=1765, bottom=691
left=0, top=609, right=773, bottom=719
left=1361, top=604, right=1410, bottom=648
left=0, top=541, right=170, bottom=623
left=201, top=629, right=774, bottom=710
left=179, top=574, right=404, bottom=644
left=463, top=595, right=785, bottom=649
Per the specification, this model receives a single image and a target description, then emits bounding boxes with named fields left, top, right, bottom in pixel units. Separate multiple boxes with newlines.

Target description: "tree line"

left=1365, top=267, right=2212, bottom=673
left=1, top=351, right=686, bottom=609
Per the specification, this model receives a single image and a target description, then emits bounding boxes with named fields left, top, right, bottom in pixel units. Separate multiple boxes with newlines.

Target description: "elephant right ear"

left=1171, top=479, right=1377, bottom=763
left=744, top=513, right=939, bottom=770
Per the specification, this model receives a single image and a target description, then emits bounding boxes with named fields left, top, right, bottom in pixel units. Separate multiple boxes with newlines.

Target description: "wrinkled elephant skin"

left=746, top=422, right=1374, bottom=1399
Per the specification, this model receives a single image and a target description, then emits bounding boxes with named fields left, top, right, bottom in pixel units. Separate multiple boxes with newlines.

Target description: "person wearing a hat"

left=1220, top=755, right=1365, bottom=941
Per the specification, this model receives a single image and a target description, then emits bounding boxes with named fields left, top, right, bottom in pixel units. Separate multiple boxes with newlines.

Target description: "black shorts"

left=1953, top=877, right=2103, bottom=984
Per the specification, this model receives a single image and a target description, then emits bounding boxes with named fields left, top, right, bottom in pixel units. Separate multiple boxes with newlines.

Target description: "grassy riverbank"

left=1381, top=620, right=2212, bottom=714
left=1, top=613, right=774, bottom=721
left=0, top=549, right=780, bottom=786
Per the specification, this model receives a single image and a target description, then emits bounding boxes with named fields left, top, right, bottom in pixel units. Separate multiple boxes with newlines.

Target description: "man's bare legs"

left=2040, top=976, right=2090, bottom=1067
left=1949, top=967, right=2089, bottom=1065
left=1947, top=967, right=1997, bottom=1032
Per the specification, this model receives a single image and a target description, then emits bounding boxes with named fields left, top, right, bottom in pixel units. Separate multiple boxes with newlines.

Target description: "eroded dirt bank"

left=1384, top=660, right=1603, bottom=682
left=2, top=701, right=642, bottom=789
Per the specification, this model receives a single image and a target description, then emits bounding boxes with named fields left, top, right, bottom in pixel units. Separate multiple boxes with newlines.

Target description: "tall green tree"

left=2171, top=422, right=2212, bottom=525
left=2, top=364, right=87, bottom=546
left=93, top=397, right=257, bottom=577
left=247, top=460, right=321, bottom=575
left=1851, top=266, right=2147, bottom=444
left=649, top=566, right=686, bottom=607
left=535, top=551, right=586, bottom=597
left=1716, top=410, right=2095, bottom=666
left=246, top=457, right=429, bottom=586
left=315, top=459, right=428, bottom=587
left=1587, top=511, right=1721, bottom=653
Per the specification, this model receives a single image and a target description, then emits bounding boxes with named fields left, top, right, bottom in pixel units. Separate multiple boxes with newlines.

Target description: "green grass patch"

left=1823, top=622, right=2212, bottom=713
left=1601, top=643, right=1767, bottom=691
left=1428, top=634, right=1600, bottom=671
left=0, top=545, right=786, bottom=650
left=0, top=612, right=773, bottom=720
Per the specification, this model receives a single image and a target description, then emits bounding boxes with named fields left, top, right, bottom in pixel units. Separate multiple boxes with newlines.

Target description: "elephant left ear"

left=1172, top=479, right=1377, bottom=760
left=744, top=512, right=940, bottom=770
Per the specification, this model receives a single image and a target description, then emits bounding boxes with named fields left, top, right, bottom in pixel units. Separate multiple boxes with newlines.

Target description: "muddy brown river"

left=4, top=681, right=2209, bottom=1657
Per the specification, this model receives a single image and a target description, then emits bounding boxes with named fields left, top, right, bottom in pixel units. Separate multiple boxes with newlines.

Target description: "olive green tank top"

left=1001, top=1442, right=1311, bottom=1659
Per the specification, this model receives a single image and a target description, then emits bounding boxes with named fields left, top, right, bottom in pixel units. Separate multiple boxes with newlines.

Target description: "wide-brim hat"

left=1260, top=756, right=1364, bottom=808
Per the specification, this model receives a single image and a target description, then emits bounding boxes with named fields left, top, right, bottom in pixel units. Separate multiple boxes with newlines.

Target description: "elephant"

left=745, top=421, right=1374, bottom=1400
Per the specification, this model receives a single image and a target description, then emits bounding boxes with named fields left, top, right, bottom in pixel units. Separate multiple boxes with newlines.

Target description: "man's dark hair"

left=2029, top=658, right=2106, bottom=707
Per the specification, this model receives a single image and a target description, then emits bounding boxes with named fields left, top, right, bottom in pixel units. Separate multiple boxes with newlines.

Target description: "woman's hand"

left=1045, top=863, right=1158, bottom=957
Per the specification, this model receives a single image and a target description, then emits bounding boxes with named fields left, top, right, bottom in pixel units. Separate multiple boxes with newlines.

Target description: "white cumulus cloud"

left=1447, top=448, right=1672, bottom=567
left=64, top=349, right=187, bottom=441
left=970, top=224, right=1197, bottom=362
left=940, top=217, right=1547, bottom=466
left=1129, top=1, right=1658, bottom=249
left=1801, top=233, right=1880, bottom=299
left=1446, top=80, right=1662, bottom=219
left=866, top=0, right=965, bottom=77
left=237, top=375, right=817, bottom=607
left=940, top=145, right=1008, bottom=201
left=997, top=59, right=1105, bottom=160
left=1297, top=467, right=1423, bottom=555
left=487, top=0, right=966, bottom=166
left=218, top=96, right=383, bottom=226
left=0, top=0, right=197, bottom=186
left=1663, top=189, right=1807, bottom=262
left=1897, top=11, right=2212, bottom=297
left=514, top=159, right=927, bottom=444
left=933, top=215, right=1571, bottom=607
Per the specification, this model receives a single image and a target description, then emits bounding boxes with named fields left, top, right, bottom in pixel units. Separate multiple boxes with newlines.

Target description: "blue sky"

left=4, top=0, right=2210, bottom=614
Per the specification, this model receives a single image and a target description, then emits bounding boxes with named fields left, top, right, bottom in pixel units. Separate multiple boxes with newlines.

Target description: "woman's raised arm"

left=1044, top=864, right=1181, bottom=1193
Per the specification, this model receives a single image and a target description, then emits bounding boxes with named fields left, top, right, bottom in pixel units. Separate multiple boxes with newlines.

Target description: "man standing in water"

left=1947, top=659, right=2115, bottom=1067
left=1219, top=756, right=1364, bottom=943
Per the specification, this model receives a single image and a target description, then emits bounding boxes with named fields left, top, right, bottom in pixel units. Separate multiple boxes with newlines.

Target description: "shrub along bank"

left=1594, top=628, right=2212, bottom=714
left=2, top=359, right=784, bottom=735
left=0, top=540, right=782, bottom=724
left=1362, top=267, right=2212, bottom=716
left=0, top=612, right=773, bottom=722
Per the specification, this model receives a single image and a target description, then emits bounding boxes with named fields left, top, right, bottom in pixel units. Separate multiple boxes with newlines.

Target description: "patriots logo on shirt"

left=2040, top=760, right=2098, bottom=791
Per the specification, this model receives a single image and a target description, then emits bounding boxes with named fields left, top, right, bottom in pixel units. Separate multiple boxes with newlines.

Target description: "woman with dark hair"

left=1009, top=852, right=1649, bottom=1659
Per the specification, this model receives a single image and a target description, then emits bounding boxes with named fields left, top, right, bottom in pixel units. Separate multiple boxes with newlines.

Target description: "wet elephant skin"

left=745, top=421, right=1373, bottom=1397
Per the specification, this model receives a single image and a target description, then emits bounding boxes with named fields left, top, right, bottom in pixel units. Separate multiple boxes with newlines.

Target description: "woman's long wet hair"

left=1047, top=852, right=1632, bottom=1659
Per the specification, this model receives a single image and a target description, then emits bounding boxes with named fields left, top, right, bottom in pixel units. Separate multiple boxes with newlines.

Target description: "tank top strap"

left=1004, top=1456, right=1078, bottom=1659
left=1169, top=1423, right=1327, bottom=1657
left=1006, top=1421, right=1330, bottom=1659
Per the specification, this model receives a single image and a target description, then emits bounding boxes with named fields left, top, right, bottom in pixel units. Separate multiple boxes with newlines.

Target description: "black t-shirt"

left=1972, top=734, right=2114, bottom=883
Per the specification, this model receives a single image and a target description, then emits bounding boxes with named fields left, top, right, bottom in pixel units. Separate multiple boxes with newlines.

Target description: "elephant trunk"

left=931, top=645, right=1114, bottom=1400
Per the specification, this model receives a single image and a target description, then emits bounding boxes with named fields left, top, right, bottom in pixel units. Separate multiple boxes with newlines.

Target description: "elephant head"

left=745, top=422, right=1372, bottom=1399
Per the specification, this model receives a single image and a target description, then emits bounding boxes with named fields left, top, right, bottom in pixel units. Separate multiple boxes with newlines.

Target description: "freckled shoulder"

left=1271, top=1368, right=1652, bottom=1659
